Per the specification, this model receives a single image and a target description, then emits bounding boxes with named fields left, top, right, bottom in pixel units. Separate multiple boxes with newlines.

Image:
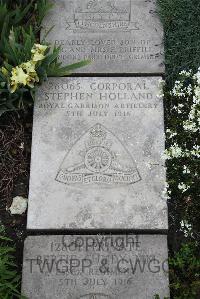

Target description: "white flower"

left=187, top=84, right=192, bottom=95
left=183, top=120, right=198, bottom=132
left=183, top=165, right=191, bottom=174
left=180, top=220, right=192, bottom=237
left=171, top=80, right=185, bottom=97
left=161, top=182, right=171, bottom=200
left=9, top=196, right=28, bottom=215
left=188, top=105, right=196, bottom=120
left=194, top=86, right=200, bottom=100
left=166, top=129, right=177, bottom=139
left=19, top=142, right=24, bottom=150
left=193, top=68, right=200, bottom=85
left=170, top=143, right=183, bottom=158
left=191, top=145, right=200, bottom=158
left=177, top=103, right=184, bottom=114
left=178, top=182, right=190, bottom=193
left=178, top=104, right=184, bottom=108
left=164, top=143, right=183, bottom=160
left=179, top=70, right=191, bottom=77
left=193, top=96, right=198, bottom=104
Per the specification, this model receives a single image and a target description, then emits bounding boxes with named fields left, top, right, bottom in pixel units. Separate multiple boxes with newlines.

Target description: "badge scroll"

left=56, top=123, right=141, bottom=187
left=67, top=0, right=140, bottom=32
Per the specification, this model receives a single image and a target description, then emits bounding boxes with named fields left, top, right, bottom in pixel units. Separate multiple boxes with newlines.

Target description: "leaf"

left=3, top=61, right=13, bottom=72
left=42, top=46, right=60, bottom=67
left=13, top=2, right=32, bottom=25
left=58, top=60, right=91, bottom=72
left=40, top=25, right=54, bottom=43
left=3, top=38, right=20, bottom=65
left=0, top=14, right=10, bottom=47
left=36, top=0, right=54, bottom=25
left=0, top=3, right=8, bottom=35
left=47, top=60, right=91, bottom=77
left=0, top=236, right=12, bottom=242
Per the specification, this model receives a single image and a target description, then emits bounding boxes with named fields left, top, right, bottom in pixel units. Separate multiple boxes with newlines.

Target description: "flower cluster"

left=1, top=44, right=48, bottom=93
left=164, top=68, right=200, bottom=157
left=180, top=220, right=192, bottom=237
left=161, top=182, right=171, bottom=201
left=31, top=44, right=48, bottom=62
left=159, top=68, right=200, bottom=240
left=161, top=69, right=199, bottom=205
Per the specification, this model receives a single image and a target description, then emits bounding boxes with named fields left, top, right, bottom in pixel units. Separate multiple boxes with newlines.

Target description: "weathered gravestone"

left=22, top=235, right=169, bottom=299
left=22, top=0, right=169, bottom=297
left=42, top=0, right=164, bottom=73
left=27, top=77, right=167, bottom=230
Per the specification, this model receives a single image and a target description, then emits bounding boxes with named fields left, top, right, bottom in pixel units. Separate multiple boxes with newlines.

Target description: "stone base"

left=22, top=235, right=169, bottom=299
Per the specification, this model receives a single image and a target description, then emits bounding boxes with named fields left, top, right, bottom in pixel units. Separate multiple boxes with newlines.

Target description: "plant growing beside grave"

left=162, top=69, right=200, bottom=225
left=157, top=1, right=200, bottom=298
left=168, top=242, right=200, bottom=299
left=0, top=0, right=89, bottom=116
left=154, top=242, right=200, bottom=299
left=158, top=66, right=200, bottom=299
left=0, top=224, right=26, bottom=299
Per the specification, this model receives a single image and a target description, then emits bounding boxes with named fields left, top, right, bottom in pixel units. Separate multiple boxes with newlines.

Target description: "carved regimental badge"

left=67, top=0, right=139, bottom=32
left=56, top=123, right=141, bottom=187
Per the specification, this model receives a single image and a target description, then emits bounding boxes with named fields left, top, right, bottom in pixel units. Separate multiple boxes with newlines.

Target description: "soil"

left=0, top=108, right=33, bottom=273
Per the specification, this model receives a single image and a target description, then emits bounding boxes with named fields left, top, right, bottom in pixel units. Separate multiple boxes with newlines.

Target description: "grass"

left=0, top=224, right=25, bottom=299
left=158, top=0, right=200, bottom=86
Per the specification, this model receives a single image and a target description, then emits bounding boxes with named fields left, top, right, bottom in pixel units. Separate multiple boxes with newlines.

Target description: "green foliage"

left=0, top=1, right=33, bottom=64
left=169, top=242, right=200, bottom=299
left=2, top=27, right=35, bottom=66
left=157, top=0, right=200, bottom=86
left=34, top=0, right=54, bottom=27
left=0, top=225, right=26, bottom=299
left=0, top=0, right=90, bottom=116
left=154, top=242, right=200, bottom=299
left=163, top=70, right=200, bottom=236
left=0, top=0, right=52, bottom=36
left=157, top=2, right=200, bottom=298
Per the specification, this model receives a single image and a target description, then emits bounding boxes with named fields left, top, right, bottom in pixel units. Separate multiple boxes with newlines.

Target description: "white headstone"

left=42, top=0, right=164, bottom=73
left=27, top=77, right=167, bottom=230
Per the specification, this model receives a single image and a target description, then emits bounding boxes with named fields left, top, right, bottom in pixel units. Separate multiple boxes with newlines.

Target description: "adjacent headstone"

left=27, top=77, right=167, bottom=230
left=22, top=235, right=169, bottom=299
left=42, top=0, right=164, bottom=73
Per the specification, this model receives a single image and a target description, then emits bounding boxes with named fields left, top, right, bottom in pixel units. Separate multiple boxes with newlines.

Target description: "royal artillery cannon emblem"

left=56, top=123, right=141, bottom=187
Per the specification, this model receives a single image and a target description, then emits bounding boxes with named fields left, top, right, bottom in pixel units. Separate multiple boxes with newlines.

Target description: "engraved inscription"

left=42, top=0, right=164, bottom=72
left=38, top=79, right=160, bottom=118
left=27, top=77, right=167, bottom=230
left=22, top=236, right=169, bottom=298
left=56, top=123, right=141, bottom=186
